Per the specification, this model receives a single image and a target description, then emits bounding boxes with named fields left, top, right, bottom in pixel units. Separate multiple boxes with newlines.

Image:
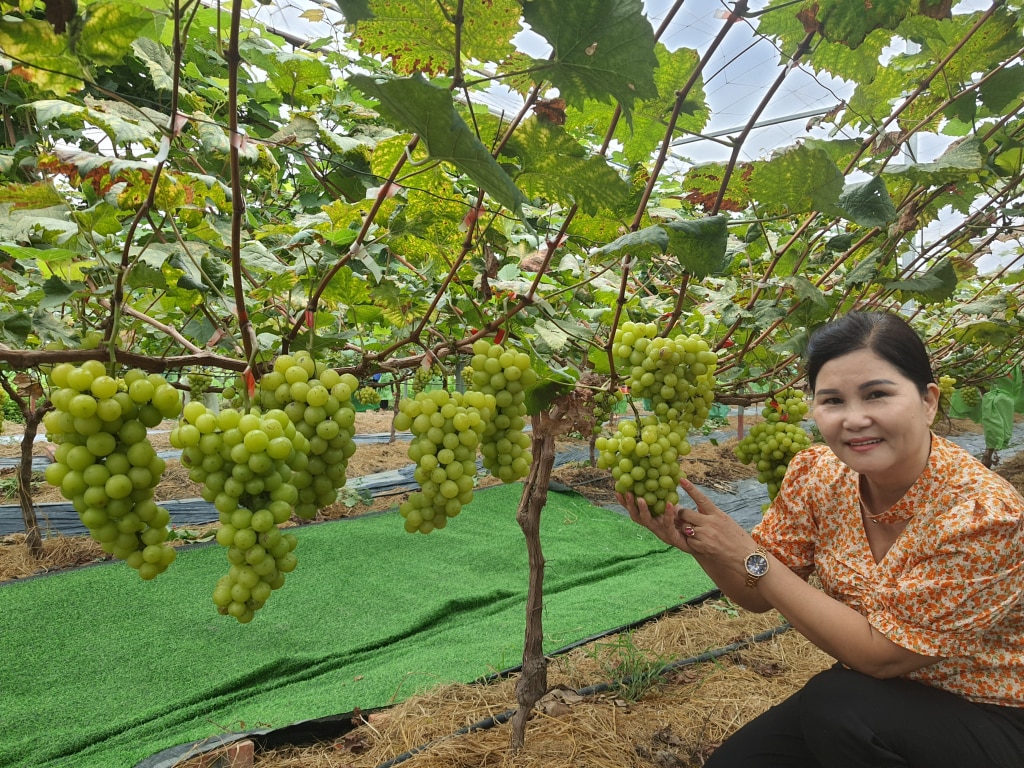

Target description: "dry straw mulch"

left=174, top=604, right=831, bottom=768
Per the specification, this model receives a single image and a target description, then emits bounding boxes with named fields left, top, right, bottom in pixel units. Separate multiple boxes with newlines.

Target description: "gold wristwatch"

left=743, top=546, right=770, bottom=588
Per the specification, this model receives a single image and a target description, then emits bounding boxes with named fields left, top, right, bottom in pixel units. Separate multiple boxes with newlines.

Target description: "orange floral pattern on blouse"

left=753, top=435, right=1024, bottom=707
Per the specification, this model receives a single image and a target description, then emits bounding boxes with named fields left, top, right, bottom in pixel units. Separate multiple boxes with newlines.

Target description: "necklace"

left=859, top=497, right=911, bottom=525
left=860, top=499, right=886, bottom=524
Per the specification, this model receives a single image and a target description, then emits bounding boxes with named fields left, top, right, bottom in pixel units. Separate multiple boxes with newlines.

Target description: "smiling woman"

left=617, top=310, right=1024, bottom=768
left=807, top=313, right=941, bottom=520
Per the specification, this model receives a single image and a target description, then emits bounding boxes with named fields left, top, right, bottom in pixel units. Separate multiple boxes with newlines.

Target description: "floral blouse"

left=753, top=434, right=1024, bottom=707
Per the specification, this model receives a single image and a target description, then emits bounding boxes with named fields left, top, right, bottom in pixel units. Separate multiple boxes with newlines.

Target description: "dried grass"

left=0, top=531, right=108, bottom=580
left=176, top=603, right=831, bottom=768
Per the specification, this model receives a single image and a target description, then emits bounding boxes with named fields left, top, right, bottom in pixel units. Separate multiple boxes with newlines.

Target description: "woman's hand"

left=619, top=479, right=775, bottom=613
left=617, top=479, right=756, bottom=574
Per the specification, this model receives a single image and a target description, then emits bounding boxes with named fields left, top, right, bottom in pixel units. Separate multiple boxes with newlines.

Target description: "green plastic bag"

left=981, top=389, right=1014, bottom=451
left=948, top=389, right=981, bottom=421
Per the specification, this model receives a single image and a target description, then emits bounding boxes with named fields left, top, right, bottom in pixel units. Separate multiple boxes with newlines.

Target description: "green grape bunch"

left=356, top=386, right=381, bottom=406
left=735, top=390, right=813, bottom=502
left=187, top=370, right=212, bottom=403
left=959, top=384, right=981, bottom=408
left=467, top=339, right=537, bottom=483
left=410, top=364, right=438, bottom=394
left=590, top=386, right=624, bottom=436
left=255, top=351, right=360, bottom=520
left=761, top=387, right=809, bottom=423
left=171, top=401, right=306, bottom=623
left=43, top=361, right=183, bottom=580
left=612, top=321, right=718, bottom=431
left=393, top=389, right=495, bottom=534
left=596, top=416, right=690, bottom=516
left=220, top=375, right=244, bottom=408
left=934, top=374, right=956, bottom=425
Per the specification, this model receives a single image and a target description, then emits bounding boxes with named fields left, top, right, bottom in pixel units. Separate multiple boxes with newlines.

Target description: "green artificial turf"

left=0, top=484, right=713, bottom=768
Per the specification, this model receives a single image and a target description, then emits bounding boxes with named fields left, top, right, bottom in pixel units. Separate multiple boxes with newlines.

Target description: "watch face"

left=745, top=553, right=769, bottom=577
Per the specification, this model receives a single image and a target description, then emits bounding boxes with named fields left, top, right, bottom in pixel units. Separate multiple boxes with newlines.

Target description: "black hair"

left=805, top=311, right=936, bottom=394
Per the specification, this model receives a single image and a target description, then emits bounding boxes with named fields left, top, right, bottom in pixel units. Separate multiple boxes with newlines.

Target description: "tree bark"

left=18, top=412, right=43, bottom=557
left=509, top=412, right=558, bottom=751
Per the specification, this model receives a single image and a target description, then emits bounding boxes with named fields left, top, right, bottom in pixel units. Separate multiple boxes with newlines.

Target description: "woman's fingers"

left=679, top=478, right=720, bottom=516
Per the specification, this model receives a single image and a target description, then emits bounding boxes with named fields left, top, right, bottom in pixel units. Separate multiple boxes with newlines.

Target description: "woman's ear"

left=924, top=382, right=941, bottom=422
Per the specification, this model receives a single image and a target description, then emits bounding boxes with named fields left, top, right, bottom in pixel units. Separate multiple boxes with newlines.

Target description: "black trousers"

left=705, top=664, right=1024, bottom=767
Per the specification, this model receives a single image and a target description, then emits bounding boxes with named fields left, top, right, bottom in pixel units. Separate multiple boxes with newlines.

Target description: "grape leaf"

left=792, top=0, right=910, bottom=49
left=501, top=118, right=628, bottom=216
left=750, top=144, right=845, bottom=216
left=350, top=0, right=519, bottom=76
left=349, top=73, right=528, bottom=216
left=591, top=225, right=669, bottom=261
left=76, top=0, right=155, bottom=67
left=884, top=257, right=958, bottom=304
left=837, top=176, right=897, bottom=228
left=886, top=136, right=988, bottom=186
left=664, top=216, right=729, bottom=278
left=844, top=250, right=884, bottom=287
left=979, top=65, right=1024, bottom=114
left=33, top=99, right=161, bottom=147
left=521, top=0, right=658, bottom=123
left=784, top=275, right=827, bottom=307
left=126, top=261, right=167, bottom=291
left=131, top=38, right=175, bottom=92
left=567, top=45, right=707, bottom=166
left=334, top=0, right=374, bottom=22
left=39, top=274, right=81, bottom=308
left=0, top=17, right=87, bottom=96
left=0, top=311, right=33, bottom=344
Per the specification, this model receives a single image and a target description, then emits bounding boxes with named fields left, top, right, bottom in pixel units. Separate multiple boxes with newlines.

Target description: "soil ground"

left=2, top=413, right=1022, bottom=768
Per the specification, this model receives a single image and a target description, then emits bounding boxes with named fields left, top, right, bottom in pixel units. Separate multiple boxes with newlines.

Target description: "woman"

left=619, top=311, right=1024, bottom=767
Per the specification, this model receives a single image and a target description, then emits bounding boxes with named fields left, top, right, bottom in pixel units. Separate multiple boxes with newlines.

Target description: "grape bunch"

left=410, top=365, right=438, bottom=394
left=735, top=389, right=812, bottom=501
left=43, top=362, right=182, bottom=579
left=255, top=351, right=359, bottom=520
left=596, top=416, right=689, bottom=516
left=467, top=339, right=537, bottom=483
left=393, top=389, right=495, bottom=533
left=612, top=321, right=718, bottom=431
left=760, top=388, right=809, bottom=423
left=356, top=386, right=381, bottom=406
left=590, top=386, right=624, bottom=436
left=187, top=370, right=212, bottom=403
left=220, top=375, right=244, bottom=408
left=934, top=374, right=956, bottom=425
left=171, top=401, right=305, bottom=623
left=959, top=384, right=981, bottom=408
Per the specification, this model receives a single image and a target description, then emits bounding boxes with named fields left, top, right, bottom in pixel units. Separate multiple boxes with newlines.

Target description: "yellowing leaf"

left=77, top=0, right=156, bottom=67
left=0, top=17, right=86, bottom=96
